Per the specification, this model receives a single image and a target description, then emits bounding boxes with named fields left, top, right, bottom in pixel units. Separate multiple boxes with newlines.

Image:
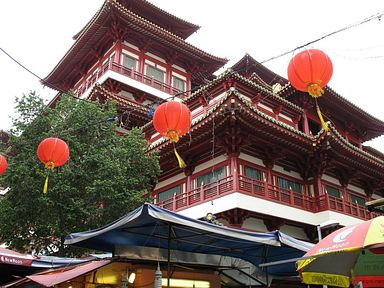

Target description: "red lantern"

left=288, top=49, right=333, bottom=132
left=37, top=137, right=69, bottom=193
left=153, top=101, right=191, bottom=168
left=0, top=154, right=7, bottom=175
left=37, top=137, right=69, bottom=168
left=153, top=101, right=191, bottom=143
left=287, top=49, right=333, bottom=98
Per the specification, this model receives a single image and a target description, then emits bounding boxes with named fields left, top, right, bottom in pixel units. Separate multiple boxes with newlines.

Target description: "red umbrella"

left=297, top=216, right=384, bottom=287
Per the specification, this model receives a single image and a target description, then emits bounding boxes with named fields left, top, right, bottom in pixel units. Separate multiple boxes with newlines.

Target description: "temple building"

left=42, top=0, right=384, bottom=286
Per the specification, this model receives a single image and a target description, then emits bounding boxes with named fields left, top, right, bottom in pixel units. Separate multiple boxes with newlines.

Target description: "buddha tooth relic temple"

left=40, top=0, right=384, bottom=285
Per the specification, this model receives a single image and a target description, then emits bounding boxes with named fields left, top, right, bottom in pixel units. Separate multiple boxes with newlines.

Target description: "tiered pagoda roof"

left=279, top=84, right=384, bottom=142
left=144, top=69, right=384, bottom=192
left=43, top=0, right=227, bottom=92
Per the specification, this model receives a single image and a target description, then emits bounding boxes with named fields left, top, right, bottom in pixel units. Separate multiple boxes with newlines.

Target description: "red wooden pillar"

left=263, top=161, right=274, bottom=197
left=313, top=174, right=323, bottom=196
left=313, top=173, right=325, bottom=211
left=114, top=40, right=122, bottom=64
left=302, top=110, right=310, bottom=135
left=166, top=64, right=172, bottom=91
left=186, top=74, right=191, bottom=95
left=139, top=52, right=146, bottom=75
left=228, top=153, right=239, bottom=191
left=184, top=165, right=195, bottom=207
left=184, top=167, right=194, bottom=194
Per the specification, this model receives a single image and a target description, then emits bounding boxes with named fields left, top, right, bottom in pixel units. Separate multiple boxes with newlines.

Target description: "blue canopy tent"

left=65, top=203, right=313, bottom=286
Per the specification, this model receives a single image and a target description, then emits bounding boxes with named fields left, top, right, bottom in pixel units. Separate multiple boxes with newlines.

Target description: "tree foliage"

left=0, top=92, right=160, bottom=256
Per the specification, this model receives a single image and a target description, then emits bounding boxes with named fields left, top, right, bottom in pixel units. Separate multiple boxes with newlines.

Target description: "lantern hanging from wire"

left=287, top=48, right=333, bottom=132
left=153, top=101, right=191, bottom=168
left=37, top=137, right=70, bottom=193
left=0, top=154, right=7, bottom=175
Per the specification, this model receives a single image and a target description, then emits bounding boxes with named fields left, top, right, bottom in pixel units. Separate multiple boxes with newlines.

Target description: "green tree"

left=0, top=92, right=160, bottom=256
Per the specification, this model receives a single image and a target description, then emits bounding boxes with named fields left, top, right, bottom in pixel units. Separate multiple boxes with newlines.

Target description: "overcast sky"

left=1, top=1, right=384, bottom=150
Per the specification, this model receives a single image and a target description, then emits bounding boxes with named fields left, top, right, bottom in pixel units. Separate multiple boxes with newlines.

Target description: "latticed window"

left=173, top=76, right=185, bottom=91
left=245, top=166, right=263, bottom=181
left=197, top=167, right=224, bottom=187
left=123, top=54, right=137, bottom=69
left=277, top=177, right=302, bottom=193
left=147, top=65, right=164, bottom=82
left=158, top=185, right=181, bottom=202
left=325, top=185, right=341, bottom=198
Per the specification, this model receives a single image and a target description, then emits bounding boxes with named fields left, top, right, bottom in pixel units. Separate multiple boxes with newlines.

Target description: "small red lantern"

left=153, top=101, right=191, bottom=168
left=288, top=49, right=333, bottom=131
left=37, top=137, right=70, bottom=193
left=0, top=154, right=7, bottom=175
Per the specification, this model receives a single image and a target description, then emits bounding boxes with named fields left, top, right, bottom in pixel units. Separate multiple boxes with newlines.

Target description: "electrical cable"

left=2, top=9, right=383, bottom=101
left=0, top=8, right=383, bottom=134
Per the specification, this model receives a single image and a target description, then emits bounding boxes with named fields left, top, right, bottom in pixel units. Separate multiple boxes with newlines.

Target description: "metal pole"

left=167, top=224, right=171, bottom=288
left=317, top=225, right=327, bottom=288
left=317, top=225, right=322, bottom=241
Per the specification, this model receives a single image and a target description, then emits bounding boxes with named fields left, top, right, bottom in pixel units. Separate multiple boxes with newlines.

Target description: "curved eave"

left=327, top=124, right=384, bottom=170
left=126, top=0, right=200, bottom=39
left=324, top=86, right=384, bottom=137
left=231, top=53, right=289, bottom=85
left=43, top=0, right=226, bottom=90
left=88, top=84, right=149, bottom=120
left=42, top=2, right=112, bottom=90
left=147, top=87, right=313, bottom=155
left=111, top=0, right=226, bottom=64
left=279, top=84, right=384, bottom=141
left=184, top=69, right=303, bottom=113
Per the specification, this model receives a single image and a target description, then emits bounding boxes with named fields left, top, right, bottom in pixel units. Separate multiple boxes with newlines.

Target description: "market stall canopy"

left=65, top=203, right=313, bottom=282
left=0, top=247, right=34, bottom=267
left=3, top=260, right=111, bottom=288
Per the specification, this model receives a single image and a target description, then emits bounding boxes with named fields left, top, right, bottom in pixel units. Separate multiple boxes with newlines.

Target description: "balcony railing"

left=76, top=61, right=185, bottom=97
left=156, top=175, right=382, bottom=220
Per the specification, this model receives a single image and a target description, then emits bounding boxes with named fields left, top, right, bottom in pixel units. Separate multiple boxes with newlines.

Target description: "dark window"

left=350, top=194, right=366, bottom=206
left=158, top=185, right=181, bottom=202
left=123, top=54, right=137, bottom=69
left=308, top=119, right=321, bottom=135
left=147, top=65, right=164, bottom=82
left=325, top=185, right=341, bottom=198
left=245, top=166, right=263, bottom=181
left=277, top=177, right=302, bottom=193
left=197, top=167, right=224, bottom=187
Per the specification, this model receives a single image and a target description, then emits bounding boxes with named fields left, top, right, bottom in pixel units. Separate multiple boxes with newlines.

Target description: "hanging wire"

left=259, top=9, right=384, bottom=65
left=0, top=7, right=383, bottom=147
left=1, top=8, right=383, bottom=108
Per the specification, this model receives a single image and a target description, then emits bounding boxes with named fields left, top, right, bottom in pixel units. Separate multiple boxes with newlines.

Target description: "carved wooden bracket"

left=220, top=209, right=250, bottom=227
left=263, top=218, right=285, bottom=231
left=252, top=92, right=262, bottom=105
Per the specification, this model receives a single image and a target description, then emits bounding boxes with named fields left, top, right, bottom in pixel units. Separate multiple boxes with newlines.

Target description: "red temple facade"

left=43, top=0, right=384, bottom=286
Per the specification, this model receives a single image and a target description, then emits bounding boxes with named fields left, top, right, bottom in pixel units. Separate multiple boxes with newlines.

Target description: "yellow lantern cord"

left=166, top=130, right=186, bottom=169
left=174, top=147, right=186, bottom=169
left=315, top=98, right=329, bottom=132
left=43, top=176, right=49, bottom=194
left=43, top=161, right=55, bottom=194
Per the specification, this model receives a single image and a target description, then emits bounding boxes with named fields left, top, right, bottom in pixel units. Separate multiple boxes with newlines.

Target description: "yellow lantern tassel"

left=173, top=148, right=186, bottom=169
left=43, top=175, right=49, bottom=194
left=307, top=83, right=324, bottom=98
left=315, top=102, right=329, bottom=132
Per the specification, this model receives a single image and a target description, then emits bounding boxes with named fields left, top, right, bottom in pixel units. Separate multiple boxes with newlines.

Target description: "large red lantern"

left=0, top=154, right=7, bottom=175
left=153, top=101, right=191, bottom=168
left=37, top=137, right=70, bottom=193
left=288, top=49, right=333, bottom=131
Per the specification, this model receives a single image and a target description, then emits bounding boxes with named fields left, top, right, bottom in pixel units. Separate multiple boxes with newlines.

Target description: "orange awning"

left=27, top=260, right=111, bottom=287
